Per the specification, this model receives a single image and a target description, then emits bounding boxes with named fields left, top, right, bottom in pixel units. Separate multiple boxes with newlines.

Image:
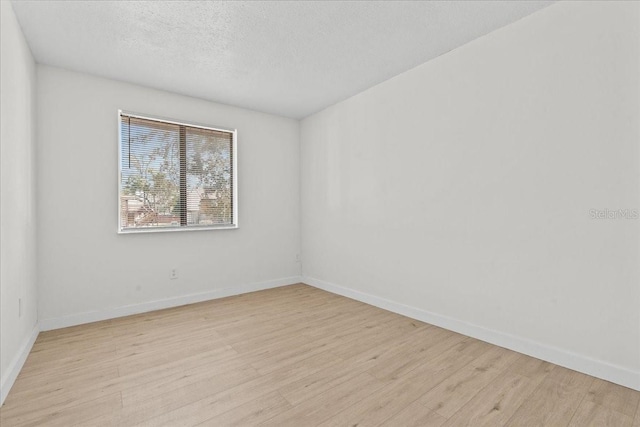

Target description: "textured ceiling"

left=11, top=0, right=553, bottom=119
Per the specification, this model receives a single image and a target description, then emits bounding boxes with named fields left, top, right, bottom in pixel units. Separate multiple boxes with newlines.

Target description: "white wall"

left=37, top=66, right=300, bottom=325
left=301, top=1, right=640, bottom=389
left=0, top=0, right=39, bottom=401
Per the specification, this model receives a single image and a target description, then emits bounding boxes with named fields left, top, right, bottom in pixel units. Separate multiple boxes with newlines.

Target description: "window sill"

left=118, top=224, right=238, bottom=234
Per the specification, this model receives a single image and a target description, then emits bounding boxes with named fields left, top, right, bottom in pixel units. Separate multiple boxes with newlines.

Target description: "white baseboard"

left=40, top=276, right=302, bottom=331
left=303, top=276, right=640, bottom=392
left=1, top=323, right=40, bottom=405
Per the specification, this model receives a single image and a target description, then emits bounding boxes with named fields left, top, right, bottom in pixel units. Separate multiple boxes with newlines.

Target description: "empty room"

left=1, top=0, right=639, bottom=425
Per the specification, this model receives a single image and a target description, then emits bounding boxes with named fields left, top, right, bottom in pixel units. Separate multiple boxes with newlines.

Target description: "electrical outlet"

left=170, top=269, right=178, bottom=280
left=18, top=298, right=22, bottom=318
left=295, top=253, right=301, bottom=263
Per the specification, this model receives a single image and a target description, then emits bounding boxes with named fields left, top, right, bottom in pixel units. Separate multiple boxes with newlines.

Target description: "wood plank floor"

left=1, top=284, right=638, bottom=426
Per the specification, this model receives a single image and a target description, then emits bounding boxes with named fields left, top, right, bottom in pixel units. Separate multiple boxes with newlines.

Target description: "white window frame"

left=117, top=110, right=238, bottom=234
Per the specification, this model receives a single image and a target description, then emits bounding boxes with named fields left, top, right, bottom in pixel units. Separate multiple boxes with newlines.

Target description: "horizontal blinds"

left=120, top=113, right=233, bottom=230
left=186, top=127, right=233, bottom=225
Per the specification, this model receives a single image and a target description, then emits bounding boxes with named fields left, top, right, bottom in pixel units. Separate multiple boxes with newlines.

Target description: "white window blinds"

left=119, top=112, right=236, bottom=232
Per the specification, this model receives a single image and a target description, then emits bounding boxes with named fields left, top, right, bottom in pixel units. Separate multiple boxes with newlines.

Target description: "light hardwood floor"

left=1, top=284, right=638, bottom=426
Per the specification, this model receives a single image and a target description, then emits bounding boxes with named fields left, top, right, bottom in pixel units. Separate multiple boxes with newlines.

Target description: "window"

left=118, top=111, right=237, bottom=232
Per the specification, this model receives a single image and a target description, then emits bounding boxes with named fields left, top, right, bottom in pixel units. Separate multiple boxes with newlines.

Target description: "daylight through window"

left=119, top=112, right=237, bottom=232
